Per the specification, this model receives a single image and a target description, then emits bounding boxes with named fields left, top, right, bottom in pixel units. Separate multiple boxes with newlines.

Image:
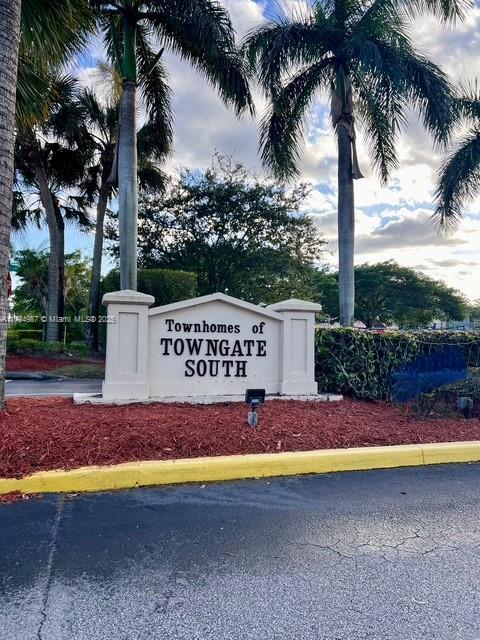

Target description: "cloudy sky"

left=16, top=0, right=480, bottom=299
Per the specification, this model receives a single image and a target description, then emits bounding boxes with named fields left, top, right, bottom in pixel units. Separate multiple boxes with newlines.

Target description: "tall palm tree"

left=243, top=0, right=465, bottom=326
left=92, top=0, right=254, bottom=290
left=15, top=77, right=93, bottom=341
left=51, top=84, right=168, bottom=350
left=15, top=1, right=95, bottom=342
left=0, top=0, right=21, bottom=409
left=434, top=85, right=480, bottom=230
left=0, top=0, right=93, bottom=403
left=14, top=129, right=93, bottom=339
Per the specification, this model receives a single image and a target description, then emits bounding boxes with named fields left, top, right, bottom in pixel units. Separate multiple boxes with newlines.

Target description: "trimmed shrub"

left=315, top=329, right=480, bottom=400
left=12, top=329, right=43, bottom=340
left=6, top=337, right=89, bottom=358
left=40, top=341, right=65, bottom=354
left=102, top=268, right=197, bottom=307
left=7, top=338, right=44, bottom=353
left=67, top=343, right=89, bottom=358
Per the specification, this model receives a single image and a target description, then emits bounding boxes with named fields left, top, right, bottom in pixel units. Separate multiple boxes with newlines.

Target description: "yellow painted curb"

left=1, top=441, right=480, bottom=496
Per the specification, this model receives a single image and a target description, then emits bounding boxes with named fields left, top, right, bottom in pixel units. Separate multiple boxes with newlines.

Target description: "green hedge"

left=8, top=329, right=43, bottom=341
left=102, top=268, right=197, bottom=307
left=7, top=337, right=89, bottom=358
left=315, top=329, right=480, bottom=400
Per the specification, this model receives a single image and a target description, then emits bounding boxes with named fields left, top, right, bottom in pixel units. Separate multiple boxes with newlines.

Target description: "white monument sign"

left=91, top=290, right=330, bottom=403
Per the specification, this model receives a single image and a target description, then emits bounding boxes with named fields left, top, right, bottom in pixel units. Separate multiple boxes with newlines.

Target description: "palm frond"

left=137, top=120, right=170, bottom=161
left=456, top=82, right=480, bottom=122
left=402, top=51, right=456, bottom=145
left=399, top=0, right=470, bottom=24
left=358, top=37, right=456, bottom=146
left=350, top=0, right=407, bottom=42
left=260, top=59, right=333, bottom=180
left=242, top=19, right=329, bottom=94
left=62, top=199, right=93, bottom=229
left=355, top=73, right=404, bottom=183
left=138, top=162, right=167, bottom=192
left=17, top=0, right=96, bottom=128
left=433, top=130, right=480, bottom=230
left=145, top=0, right=254, bottom=115
left=15, top=60, right=54, bottom=129
left=94, top=62, right=124, bottom=107
left=20, top=0, right=95, bottom=68
left=136, top=24, right=173, bottom=155
left=46, top=76, right=86, bottom=145
left=101, top=11, right=125, bottom=76
left=11, top=192, right=43, bottom=233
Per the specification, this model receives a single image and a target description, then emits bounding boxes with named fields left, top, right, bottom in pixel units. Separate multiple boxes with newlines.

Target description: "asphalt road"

left=5, top=378, right=102, bottom=397
left=1, top=464, right=480, bottom=640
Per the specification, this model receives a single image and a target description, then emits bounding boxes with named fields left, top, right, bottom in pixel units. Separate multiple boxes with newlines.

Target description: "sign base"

left=73, top=393, right=343, bottom=406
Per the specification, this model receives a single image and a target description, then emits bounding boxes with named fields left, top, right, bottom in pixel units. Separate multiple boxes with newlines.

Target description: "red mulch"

left=1, top=397, right=480, bottom=481
left=0, top=492, right=42, bottom=504
left=6, top=354, right=104, bottom=372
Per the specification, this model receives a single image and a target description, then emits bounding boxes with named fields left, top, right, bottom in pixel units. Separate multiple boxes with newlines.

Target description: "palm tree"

left=243, top=0, right=464, bottom=326
left=15, top=1, right=95, bottom=342
left=14, top=127, right=93, bottom=340
left=92, top=0, right=254, bottom=291
left=434, top=85, right=480, bottom=230
left=0, top=0, right=93, bottom=403
left=51, top=83, right=168, bottom=350
left=0, top=0, right=21, bottom=409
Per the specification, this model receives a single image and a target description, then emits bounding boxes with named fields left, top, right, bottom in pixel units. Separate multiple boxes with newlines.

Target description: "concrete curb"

left=2, top=441, right=480, bottom=496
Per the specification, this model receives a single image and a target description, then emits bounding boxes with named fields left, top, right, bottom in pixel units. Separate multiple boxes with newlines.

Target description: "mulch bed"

left=0, top=492, right=41, bottom=504
left=6, top=354, right=105, bottom=372
left=1, top=398, right=480, bottom=483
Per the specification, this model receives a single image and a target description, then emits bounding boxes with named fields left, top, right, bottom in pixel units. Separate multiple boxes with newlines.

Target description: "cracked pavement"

left=1, top=463, right=480, bottom=639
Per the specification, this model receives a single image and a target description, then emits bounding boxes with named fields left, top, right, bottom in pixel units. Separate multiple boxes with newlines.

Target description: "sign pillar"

left=267, top=299, right=322, bottom=396
left=102, top=290, right=154, bottom=401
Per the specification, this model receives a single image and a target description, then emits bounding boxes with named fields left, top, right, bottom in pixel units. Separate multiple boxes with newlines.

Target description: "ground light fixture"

left=245, top=388, right=265, bottom=430
left=457, top=396, right=473, bottom=418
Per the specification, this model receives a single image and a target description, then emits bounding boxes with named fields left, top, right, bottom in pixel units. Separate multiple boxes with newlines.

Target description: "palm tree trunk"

left=53, top=195, right=65, bottom=341
left=86, top=181, right=110, bottom=351
left=0, top=0, right=21, bottom=409
left=118, top=81, right=138, bottom=291
left=31, top=148, right=60, bottom=342
left=337, top=123, right=355, bottom=327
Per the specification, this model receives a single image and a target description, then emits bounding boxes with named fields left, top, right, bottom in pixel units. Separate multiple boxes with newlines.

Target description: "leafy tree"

left=469, top=300, right=480, bottom=329
left=310, top=270, right=339, bottom=320
left=92, top=0, right=254, bottom=291
left=107, top=155, right=325, bottom=304
left=12, top=249, right=91, bottom=340
left=434, top=85, right=480, bottom=229
left=470, top=299, right=480, bottom=318
left=312, top=261, right=468, bottom=327
left=243, top=0, right=463, bottom=326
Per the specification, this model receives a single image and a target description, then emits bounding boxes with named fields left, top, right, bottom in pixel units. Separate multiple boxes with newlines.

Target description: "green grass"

left=49, top=364, right=105, bottom=379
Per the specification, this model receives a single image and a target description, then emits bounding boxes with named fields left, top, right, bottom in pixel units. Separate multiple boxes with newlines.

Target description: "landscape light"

left=245, top=388, right=265, bottom=430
